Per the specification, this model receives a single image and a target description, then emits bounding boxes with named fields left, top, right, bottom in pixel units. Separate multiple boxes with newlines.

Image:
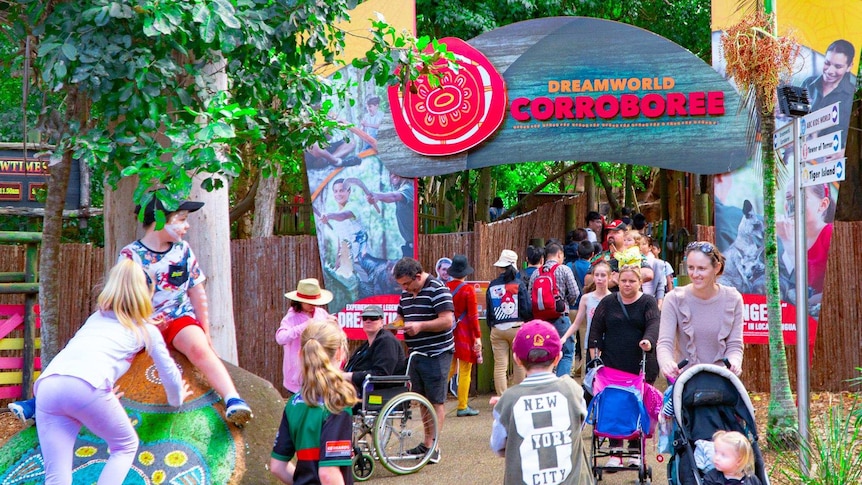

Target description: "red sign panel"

left=388, top=37, right=507, bottom=156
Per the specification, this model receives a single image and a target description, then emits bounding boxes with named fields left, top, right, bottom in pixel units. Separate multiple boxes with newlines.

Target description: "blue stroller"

left=586, top=358, right=658, bottom=484
left=666, top=364, right=769, bottom=485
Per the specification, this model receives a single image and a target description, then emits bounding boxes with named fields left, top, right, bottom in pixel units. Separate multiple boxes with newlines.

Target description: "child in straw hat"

left=277, top=278, right=334, bottom=395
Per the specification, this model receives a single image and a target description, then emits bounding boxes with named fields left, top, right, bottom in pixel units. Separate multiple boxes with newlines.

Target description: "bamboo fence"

left=1, top=214, right=860, bottom=393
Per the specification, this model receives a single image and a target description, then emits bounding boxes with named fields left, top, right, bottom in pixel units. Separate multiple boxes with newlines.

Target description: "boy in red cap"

left=490, top=319, right=592, bottom=484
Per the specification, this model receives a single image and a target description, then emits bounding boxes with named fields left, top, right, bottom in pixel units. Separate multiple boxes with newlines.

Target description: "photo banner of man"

left=711, top=0, right=862, bottom=345
left=305, top=1, right=418, bottom=339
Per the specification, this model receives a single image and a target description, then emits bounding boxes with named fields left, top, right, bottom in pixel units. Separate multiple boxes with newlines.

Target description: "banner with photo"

left=306, top=0, right=417, bottom=339
left=711, top=0, right=862, bottom=344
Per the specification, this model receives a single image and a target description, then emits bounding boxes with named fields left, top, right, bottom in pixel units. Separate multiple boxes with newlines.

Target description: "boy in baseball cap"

left=490, top=320, right=592, bottom=484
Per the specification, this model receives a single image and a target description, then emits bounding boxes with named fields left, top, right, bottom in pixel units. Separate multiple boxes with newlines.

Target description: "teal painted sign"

left=379, top=17, right=749, bottom=176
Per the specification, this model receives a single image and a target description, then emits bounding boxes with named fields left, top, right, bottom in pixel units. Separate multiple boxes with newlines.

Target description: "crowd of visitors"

left=6, top=201, right=753, bottom=485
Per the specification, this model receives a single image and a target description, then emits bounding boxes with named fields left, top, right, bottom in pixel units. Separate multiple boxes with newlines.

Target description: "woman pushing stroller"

left=657, top=242, right=767, bottom=485
left=587, top=251, right=661, bottom=469
left=657, top=241, right=744, bottom=379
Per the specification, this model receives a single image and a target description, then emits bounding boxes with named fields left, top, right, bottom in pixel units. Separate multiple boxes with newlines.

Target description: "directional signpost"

left=773, top=122, right=793, bottom=150
left=785, top=100, right=841, bottom=473
left=802, top=158, right=846, bottom=187
left=800, top=131, right=841, bottom=162
left=800, top=102, right=841, bottom=136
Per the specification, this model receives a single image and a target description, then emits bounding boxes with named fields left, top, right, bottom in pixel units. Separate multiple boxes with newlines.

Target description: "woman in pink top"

left=276, top=278, right=332, bottom=394
left=658, top=241, right=744, bottom=380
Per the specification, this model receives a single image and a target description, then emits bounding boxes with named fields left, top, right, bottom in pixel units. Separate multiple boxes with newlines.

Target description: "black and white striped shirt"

left=398, top=276, right=455, bottom=357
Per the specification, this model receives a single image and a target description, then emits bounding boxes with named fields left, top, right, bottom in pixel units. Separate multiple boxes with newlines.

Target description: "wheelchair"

left=351, top=354, right=439, bottom=480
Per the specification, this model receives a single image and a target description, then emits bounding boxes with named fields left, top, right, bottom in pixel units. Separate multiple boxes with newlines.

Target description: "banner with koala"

left=305, top=0, right=418, bottom=339
left=712, top=1, right=862, bottom=344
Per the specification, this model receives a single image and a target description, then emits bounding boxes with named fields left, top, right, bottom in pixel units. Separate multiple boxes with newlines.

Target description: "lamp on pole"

left=777, top=85, right=811, bottom=473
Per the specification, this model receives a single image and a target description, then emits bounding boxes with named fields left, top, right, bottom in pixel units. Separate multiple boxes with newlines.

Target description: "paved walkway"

left=365, top=392, right=669, bottom=484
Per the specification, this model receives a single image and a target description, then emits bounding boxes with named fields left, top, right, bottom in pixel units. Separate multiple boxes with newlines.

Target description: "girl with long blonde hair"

left=271, top=320, right=357, bottom=484
left=34, top=259, right=189, bottom=485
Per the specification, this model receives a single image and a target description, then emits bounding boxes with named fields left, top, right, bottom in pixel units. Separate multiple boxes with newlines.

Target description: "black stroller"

left=666, top=364, right=770, bottom=485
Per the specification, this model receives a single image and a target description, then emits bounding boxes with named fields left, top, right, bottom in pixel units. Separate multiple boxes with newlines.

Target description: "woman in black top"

left=587, top=264, right=660, bottom=468
left=344, top=305, right=405, bottom=394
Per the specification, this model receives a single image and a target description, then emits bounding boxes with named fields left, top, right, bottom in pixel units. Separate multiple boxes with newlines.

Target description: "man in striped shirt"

left=393, top=257, right=455, bottom=463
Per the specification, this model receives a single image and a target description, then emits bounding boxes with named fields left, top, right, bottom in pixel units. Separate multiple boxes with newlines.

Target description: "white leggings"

left=35, top=375, right=139, bottom=485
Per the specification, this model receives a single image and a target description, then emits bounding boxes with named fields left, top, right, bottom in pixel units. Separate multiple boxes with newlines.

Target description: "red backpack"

left=531, top=263, right=566, bottom=321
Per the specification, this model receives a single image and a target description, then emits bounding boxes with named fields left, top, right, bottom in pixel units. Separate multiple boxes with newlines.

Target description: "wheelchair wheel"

left=352, top=453, right=374, bottom=481
left=372, top=391, right=438, bottom=475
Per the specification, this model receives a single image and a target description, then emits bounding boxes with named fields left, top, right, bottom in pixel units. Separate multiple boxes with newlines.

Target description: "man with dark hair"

left=564, top=228, right=587, bottom=265
left=585, top=211, right=603, bottom=243
left=632, top=212, right=647, bottom=232
left=528, top=242, right=581, bottom=378
left=522, top=245, right=544, bottom=281
left=392, top=257, right=455, bottom=463
left=620, top=207, right=633, bottom=226
left=802, top=39, right=856, bottom=148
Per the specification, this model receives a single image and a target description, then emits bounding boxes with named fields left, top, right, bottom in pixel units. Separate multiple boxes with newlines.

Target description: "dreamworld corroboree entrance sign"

left=380, top=17, right=749, bottom=177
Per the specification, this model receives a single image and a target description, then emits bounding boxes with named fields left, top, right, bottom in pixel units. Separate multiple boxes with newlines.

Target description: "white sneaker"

left=627, top=457, right=641, bottom=468
left=605, top=456, right=623, bottom=468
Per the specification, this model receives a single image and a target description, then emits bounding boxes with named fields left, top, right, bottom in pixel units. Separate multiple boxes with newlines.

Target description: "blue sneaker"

left=224, top=397, right=253, bottom=426
left=9, top=398, right=36, bottom=424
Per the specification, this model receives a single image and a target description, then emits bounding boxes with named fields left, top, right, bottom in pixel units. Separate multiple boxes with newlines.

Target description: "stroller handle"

left=676, top=358, right=730, bottom=369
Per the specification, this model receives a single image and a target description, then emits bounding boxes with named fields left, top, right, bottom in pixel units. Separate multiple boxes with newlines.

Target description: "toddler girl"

left=704, top=430, right=762, bottom=485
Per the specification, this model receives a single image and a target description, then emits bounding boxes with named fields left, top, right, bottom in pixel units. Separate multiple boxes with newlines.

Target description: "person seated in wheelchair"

left=343, top=305, right=406, bottom=411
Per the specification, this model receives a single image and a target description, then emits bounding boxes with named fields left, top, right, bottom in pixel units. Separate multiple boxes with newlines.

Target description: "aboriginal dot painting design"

left=0, top=355, right=241, bottom=484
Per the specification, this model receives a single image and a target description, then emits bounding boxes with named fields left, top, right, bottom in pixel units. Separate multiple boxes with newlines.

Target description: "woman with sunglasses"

left=344, top=305, right=405, bottom=393
left=657, top=241, right=744, bottom=380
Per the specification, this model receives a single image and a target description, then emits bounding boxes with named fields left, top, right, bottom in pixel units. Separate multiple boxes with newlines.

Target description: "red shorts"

left=161, top=315, right=203, bottom=350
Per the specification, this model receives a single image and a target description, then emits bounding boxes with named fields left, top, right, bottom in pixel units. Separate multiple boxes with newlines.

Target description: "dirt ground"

left=753, top=391, right=860, bottom=485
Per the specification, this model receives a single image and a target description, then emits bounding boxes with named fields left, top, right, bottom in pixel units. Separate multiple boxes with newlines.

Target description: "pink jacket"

left=275, top=306, right=330, bottom=393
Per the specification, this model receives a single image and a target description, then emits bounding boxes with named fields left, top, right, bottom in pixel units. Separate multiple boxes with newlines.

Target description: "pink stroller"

left=585, top=356, right=662, bottom=484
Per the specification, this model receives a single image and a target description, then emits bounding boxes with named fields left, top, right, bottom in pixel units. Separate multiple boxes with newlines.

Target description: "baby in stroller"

left=704, top=430, right=762, bottom=485
left=666, top=364, right=769, bottom=485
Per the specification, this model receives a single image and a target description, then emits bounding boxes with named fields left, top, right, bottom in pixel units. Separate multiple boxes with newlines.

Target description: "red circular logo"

left=388, top=37, right=507, bottom=156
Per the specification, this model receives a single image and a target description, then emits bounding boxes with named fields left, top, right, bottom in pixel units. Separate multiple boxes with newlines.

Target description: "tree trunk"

left=38, top=150, right=72, bottom=365
left=39, top=89, right=90, bottom=365
left=760, top=108, right=798, bottom=447
left=183, top=55, right=238, bottom=364
left=234, top=169, right=254, bottom=239
left=592, top=162, right=621, bottom=216
left=585, top=171, right=597, bottom=212
left=624, top=163, right=634, bottom=208
left=252, top=165, right=282, bottom=238
left=186, top=174, right=238, bottom=364
left=660, top=169, right=670, bottom=222
left=475, top=167, right=492, bottom=223
left=834, top=99, right=860, bottom=221
left=104, top=176, right=141, bottom=272
left=461, top=170, right=471, bottom=231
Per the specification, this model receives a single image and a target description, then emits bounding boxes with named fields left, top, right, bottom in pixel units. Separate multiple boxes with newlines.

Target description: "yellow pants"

left=448, top=358, right=473, bottom=410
